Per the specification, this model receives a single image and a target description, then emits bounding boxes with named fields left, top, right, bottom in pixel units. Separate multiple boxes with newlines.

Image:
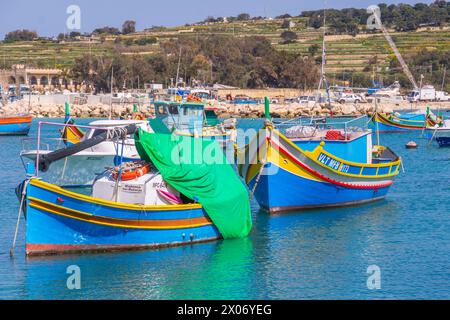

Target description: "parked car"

left=338, top=93, right=364, bottom=104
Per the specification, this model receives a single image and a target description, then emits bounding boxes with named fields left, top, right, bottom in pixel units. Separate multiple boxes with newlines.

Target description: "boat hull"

left=240, top=128, right=400, bottom=213
left=0, top=116, right=32, bottom=135
left=371, top=113, right=427, bottom=132
left=248, top=163, right=391, bottom=213
left=25, top=179, right=220, bottom=256
left=436, top=137, right=450, bottom=147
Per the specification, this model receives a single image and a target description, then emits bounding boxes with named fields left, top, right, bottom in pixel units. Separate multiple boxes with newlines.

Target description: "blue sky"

left=1, top=0, right=433, bottom=38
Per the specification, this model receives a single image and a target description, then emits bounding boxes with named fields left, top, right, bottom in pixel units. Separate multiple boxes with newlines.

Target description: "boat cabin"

left=154, top=101, right=218, bottom=135
left=280, top=117, right=375, bottom=164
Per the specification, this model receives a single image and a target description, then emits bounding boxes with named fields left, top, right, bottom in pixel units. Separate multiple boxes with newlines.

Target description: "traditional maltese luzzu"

left=18, top=122, right=252, bottom=256
left=239, top=113, right=402, bottom=213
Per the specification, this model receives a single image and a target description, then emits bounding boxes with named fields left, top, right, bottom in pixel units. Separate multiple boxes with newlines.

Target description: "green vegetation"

left=70, top=36, right=319, bottom=92
left=1, top=1, right=449, bottom=90
left=4, top=29, right=38, bottom=42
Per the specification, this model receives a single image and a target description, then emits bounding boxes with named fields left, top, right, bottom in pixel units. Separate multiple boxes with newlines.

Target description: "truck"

left=408, top=85, right=450, bottom=102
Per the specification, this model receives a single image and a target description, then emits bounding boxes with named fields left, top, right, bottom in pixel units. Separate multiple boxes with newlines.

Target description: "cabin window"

left=156, top=105, right=165, bottom=115
left=169, top=105, right=179, bottom=115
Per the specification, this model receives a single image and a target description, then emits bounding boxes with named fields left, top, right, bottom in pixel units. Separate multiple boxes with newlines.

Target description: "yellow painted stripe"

left=29, top=179, right=202, bottom=211
left=267, top=142, right=322, bottom=182
left=29, top=198, right=212, bottom=230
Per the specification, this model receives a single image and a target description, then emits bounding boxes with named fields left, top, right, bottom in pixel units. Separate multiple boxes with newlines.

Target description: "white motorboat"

left=21, top=119, right=152, bottom=186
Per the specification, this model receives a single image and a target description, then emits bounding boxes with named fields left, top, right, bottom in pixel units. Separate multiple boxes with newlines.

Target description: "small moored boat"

left=371, top=111, right=442, bottom=133
left=0, top=115, right=32, bottom=136
left=424, top=119, right=450, bottom=148
left=238, top=106, right=401, bottom=213
left=19, top=125, right=251, bottom=256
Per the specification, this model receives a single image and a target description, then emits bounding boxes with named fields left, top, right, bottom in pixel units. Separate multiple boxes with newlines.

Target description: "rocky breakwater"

left=2, top=99, right=441, bottom=119
left=215, top=102, right=397, bottom=119
left=0, top=101, right=154, bottom=118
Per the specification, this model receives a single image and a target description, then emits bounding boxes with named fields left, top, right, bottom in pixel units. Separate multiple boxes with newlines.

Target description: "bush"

left=135, top=37, right=157, bottom=46
left=280, top=31, right=298, bottom=44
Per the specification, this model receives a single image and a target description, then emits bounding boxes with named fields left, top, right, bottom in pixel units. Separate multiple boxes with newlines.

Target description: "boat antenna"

left=27, top=78, right=31, bottom=115
left=109, top=66, right=114, bottom=119
left=441, top=66, right=446, bottom=91
left=316, top=3, right=331, bottom=109
left=175, top=46, right=182, bottom=86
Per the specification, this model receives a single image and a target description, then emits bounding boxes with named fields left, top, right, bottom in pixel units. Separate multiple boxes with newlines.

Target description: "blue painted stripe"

left=26, top=205, right=220, bottom=246
left=0, top=122, right=31, bottom=135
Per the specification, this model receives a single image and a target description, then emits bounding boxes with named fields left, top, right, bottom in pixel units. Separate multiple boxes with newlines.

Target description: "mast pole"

left=109, top=66, right=114, bottom=120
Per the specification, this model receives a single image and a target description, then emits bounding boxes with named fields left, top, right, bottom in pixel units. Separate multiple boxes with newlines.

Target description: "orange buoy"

left=405, top=141, right=418, bottom=149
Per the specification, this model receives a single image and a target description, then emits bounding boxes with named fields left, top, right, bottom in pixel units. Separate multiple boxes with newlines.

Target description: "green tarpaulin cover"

left=134, top=128, right=252, bottom=239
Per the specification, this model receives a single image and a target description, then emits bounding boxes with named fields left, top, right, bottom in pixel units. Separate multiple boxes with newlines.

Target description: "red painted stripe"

left=268, top=138, right=394, bottom=190
left=26, top=238, right=220, bottom=256
left=0, top=115, right=32, bottom=124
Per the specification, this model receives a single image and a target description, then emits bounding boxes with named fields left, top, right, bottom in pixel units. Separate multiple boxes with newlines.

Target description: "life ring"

left=112, top=161, right=151, bottom=181
left=187, top=94, right=202, bottom=102
left=133, top=113, right=145, bottom=120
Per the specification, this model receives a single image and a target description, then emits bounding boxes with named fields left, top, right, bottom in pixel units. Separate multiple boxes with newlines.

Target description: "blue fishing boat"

left=436, top=137, right=450, bottom=147
left=18, top=123, right=251, bottom=256
left=238, top=100, right=401, bottom=213
left=232, top=95, right=259, bottom=105
left=425, top=119, right=450, bottom=147
left=0, top=115, right=32, bottom=135
left=372, top=111, right=442, bottom=132
left=23, top=177, right=220, bottom=256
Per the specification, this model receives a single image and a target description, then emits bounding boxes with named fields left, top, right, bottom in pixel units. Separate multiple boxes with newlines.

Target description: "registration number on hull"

left=317, top=153, right=350, bottom=173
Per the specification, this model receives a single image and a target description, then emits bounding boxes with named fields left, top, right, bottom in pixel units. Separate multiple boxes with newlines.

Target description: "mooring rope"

left=10, top=180, right=29, bottom=257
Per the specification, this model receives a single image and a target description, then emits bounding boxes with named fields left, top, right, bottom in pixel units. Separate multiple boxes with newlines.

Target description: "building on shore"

left=0, top=65, right=78, bottom=93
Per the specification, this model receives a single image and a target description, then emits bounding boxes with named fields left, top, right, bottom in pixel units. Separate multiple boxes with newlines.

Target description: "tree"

left=70, top=35, right=320, bottom=90
left=122, top=20, right=136, bottom=34
left=281, top=19, right=291, bottom=29
left=280, top=30, right=298, bottom=44
left=276, top=14, right=292, bottom=19
left=69, top=31, right=81, bottom=38
left=92, top=26, right=120, bottom=35
left=309, top=16, right=323, bottom=29
left=281, top=56, right=320, bottom=88
left=308, top=44, right=320, bottom=56
left=237, top=13, right=251, bottom=21
left=4, top=29, right=38, bottom=42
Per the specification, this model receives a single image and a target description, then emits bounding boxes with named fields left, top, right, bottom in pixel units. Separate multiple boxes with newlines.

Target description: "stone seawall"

left=1, top=99, right=448, bottom=119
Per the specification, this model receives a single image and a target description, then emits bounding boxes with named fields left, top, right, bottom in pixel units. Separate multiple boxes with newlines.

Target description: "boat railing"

left=29, top=121, right=111, bottom=176
left=21, top=137, right=65, bottom=153
left=274, top=115, right=369, bottom=138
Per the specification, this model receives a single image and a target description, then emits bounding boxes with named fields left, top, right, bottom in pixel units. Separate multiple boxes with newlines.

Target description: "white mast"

left=109, top=66, right=114, bottom=119
left=316, top=5, right=331, bottom=107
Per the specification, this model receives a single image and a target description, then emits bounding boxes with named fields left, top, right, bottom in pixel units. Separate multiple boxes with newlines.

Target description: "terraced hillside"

left=1, top=17, right=449, bottom=80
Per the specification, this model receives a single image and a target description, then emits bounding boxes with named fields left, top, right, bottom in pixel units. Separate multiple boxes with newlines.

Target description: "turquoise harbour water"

left=0, top=117, right=449, bottom=299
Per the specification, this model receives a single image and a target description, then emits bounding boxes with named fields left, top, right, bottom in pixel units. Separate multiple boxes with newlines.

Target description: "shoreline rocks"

left=0, top=100, right=448, bottom=119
